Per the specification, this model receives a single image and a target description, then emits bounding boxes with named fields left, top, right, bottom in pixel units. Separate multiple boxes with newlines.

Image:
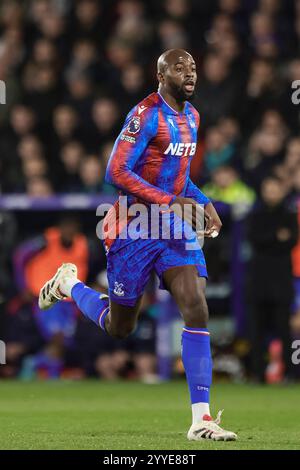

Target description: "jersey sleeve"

left=105, top=106, right=176, bottom=205
left=184, top=177, right=210, bottom=206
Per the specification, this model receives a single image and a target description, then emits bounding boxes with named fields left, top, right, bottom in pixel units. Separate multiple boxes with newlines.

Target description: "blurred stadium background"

left=0, top=0, right=299, bottom=387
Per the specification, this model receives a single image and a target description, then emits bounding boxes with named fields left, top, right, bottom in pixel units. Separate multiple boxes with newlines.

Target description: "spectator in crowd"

left=247, top=176, right=298, bottom=382
left=6, top=216, right=102, bottom=378
left=274, top=138, right=300, bottom=193
left=237, top=59, right=280, bottom=135
left=17, top=135, right=53, bottom=193
left=218, top=116, right=241, bottom=155
left=105, top=38, right=136, bottom=84
left=203, top=166, right=256, bottom=206
left=59, top=141, right=86, bottom=192
left=91, top=97, right=120, bottom=149
left=249, top=11, right=281, bottom=59
left=205, top=12, right=236, bottom=49
left=79, top=155, right=104, bottom=194
left=194, top=52, right=237, bottom=130
left=64, top=74, right=95, bottom=136
left=22, top=64, right=61, bottom=127
left=32, top=38, right=59, bottom=69
left=70, top=0, right=104, bottom=45
left=202, top=126, right=238, bottom=175
left=157, top=18, right=190, bottom=51
left=0, top=106, right=38, bottom=192
left=26, top=176, right=54, bottom=197
left=52, top=105, right=80, bottom=148
left=114, top=0, right=152, bottom=47
left=66, top=39, right=102, bottom=85
left=244, top=113, right=287, bottom=191
left=116, top=63, right=150, bottom=115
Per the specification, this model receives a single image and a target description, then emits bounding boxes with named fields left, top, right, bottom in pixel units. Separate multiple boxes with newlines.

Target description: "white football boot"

left=38, top=263, right=78, bottom=310
left=187, top=410, right=237, bottom=441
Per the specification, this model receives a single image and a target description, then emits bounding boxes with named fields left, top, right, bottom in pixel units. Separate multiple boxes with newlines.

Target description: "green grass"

left=0, top=380, right=299, bottom=450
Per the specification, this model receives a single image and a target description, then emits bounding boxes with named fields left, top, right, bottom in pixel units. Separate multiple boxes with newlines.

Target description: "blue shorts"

left=104, top=212, right=207, bottom=307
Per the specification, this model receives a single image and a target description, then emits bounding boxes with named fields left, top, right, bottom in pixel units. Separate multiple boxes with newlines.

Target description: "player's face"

left=164, top=54, right=197, bottom=101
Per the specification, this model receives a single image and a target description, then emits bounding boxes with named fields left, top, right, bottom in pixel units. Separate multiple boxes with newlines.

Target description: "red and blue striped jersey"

left=105, top=92, right=210, bottom=207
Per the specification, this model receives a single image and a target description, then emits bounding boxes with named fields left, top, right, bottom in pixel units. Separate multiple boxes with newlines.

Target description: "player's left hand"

left=204, top=202, right=222, bottom=238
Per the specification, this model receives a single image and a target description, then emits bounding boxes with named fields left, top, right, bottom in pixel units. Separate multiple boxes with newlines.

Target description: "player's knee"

left=181, top=287, right=205, bottom=311
left=109, top=322, right=135, bottom=339
left=180, top=289, right=208, bottom=327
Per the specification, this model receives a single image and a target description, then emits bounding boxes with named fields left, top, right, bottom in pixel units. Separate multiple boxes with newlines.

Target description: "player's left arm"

left=184, top=177, right=222, bottom=237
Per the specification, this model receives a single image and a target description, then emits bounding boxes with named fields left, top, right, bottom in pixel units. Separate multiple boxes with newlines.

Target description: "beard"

left=170, top=81, right=195, bottom=101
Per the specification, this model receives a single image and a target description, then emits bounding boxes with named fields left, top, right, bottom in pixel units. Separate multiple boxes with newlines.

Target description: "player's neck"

left=158, top=89, right=185, bottom=113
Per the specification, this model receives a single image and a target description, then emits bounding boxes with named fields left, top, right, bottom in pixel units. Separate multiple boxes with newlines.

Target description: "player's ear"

left=157, top=72, right=164, bottom=84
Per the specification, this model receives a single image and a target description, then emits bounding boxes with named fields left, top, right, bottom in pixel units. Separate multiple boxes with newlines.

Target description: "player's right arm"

left=105, top=106, right=176, bottom=205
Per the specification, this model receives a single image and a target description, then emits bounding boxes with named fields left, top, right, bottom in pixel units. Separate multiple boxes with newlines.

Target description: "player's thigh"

left=106, top=239, right=157, bottom=303
left=109, top=296, right=143, bottom=331
left=163, top=265, right=207, bottom=311
left=155, top=236, right=208, bottom=310
left=106, top=238, right=160, bottom=328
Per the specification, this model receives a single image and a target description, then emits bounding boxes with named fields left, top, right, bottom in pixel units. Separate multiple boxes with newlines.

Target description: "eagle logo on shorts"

left=127, top=116, right=140, bottom=134
left=113, top=282, right=125, bottom=296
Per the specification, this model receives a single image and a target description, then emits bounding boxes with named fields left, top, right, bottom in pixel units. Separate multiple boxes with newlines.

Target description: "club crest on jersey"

left=113, top=282, right=125, bottom=297
left=164, top=142, right=196, bottom=157
left=127, top=116, right=140, bottom=134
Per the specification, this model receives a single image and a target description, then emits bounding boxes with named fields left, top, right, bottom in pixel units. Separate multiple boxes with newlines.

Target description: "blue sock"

left=181, top=327, right=212, bottom=405
left=71, top=282, right=109, bottom=331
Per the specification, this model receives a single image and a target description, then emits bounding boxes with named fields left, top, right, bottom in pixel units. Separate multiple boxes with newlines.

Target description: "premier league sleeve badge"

left=127, top=116, right=141, bottom=134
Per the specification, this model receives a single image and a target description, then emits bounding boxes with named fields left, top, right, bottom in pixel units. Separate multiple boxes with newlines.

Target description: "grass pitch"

left=0, top=380, right=299, bottom=450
